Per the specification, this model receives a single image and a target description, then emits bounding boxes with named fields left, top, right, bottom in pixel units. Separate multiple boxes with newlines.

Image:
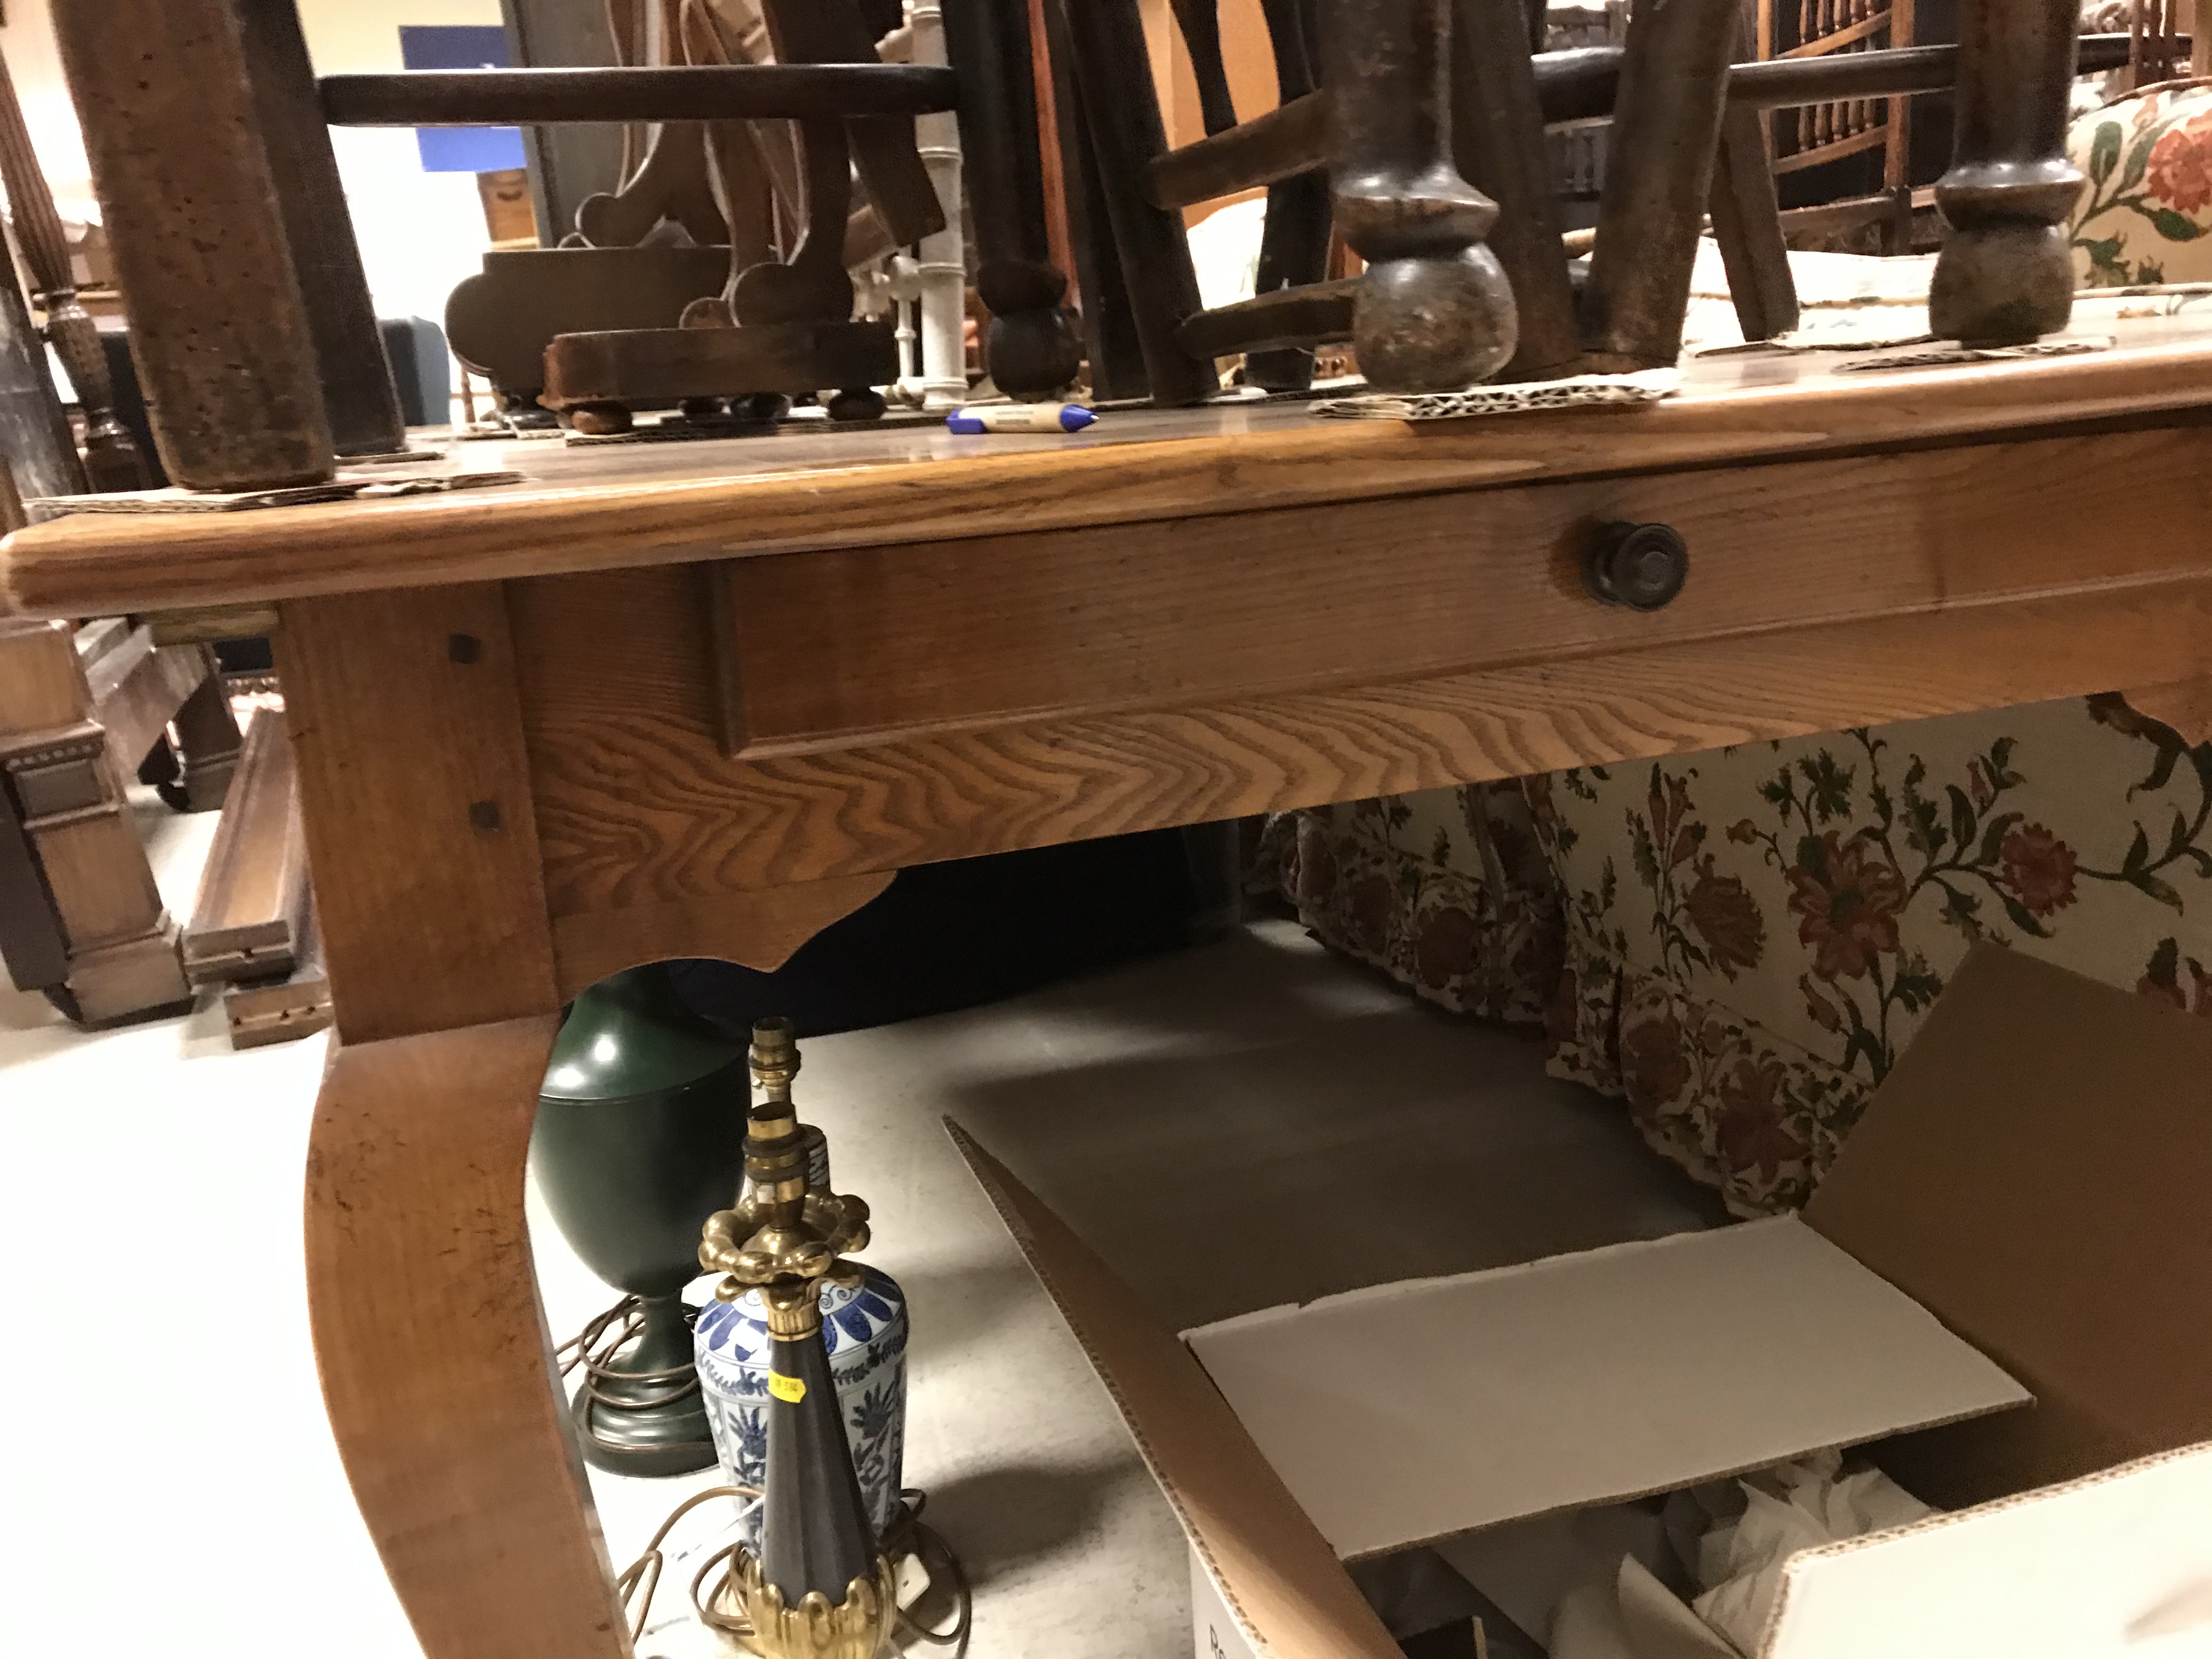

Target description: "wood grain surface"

left=0, top=616, right=83, bottom=733
left=306, top=1015, right=628, bottom=1659
left=514, top=563, right=2212, bottom=915
left=183, top=707, right=307, bottom=985
left=12, top=338, right=2212, bottom=617
left=276, top=585, right=560, bottom=1044
left=49, top=0, right=335, bottom=490
left=718, top=425, right=2212, bottom=753
left=549, top=872, right=893, bottom=997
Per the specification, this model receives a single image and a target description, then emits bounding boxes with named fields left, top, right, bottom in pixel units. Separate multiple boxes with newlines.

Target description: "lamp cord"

left=556, top=1295, right=703, bottom=1413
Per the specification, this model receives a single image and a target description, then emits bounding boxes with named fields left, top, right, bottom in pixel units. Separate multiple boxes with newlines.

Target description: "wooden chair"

left=1050, top=0, right=1568, bottom=403
left=1753, top=0, right=1920, bottom=253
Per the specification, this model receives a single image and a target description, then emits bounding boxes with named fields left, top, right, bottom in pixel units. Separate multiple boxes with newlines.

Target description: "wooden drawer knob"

left=1583, top=521, right=1689, bottom=611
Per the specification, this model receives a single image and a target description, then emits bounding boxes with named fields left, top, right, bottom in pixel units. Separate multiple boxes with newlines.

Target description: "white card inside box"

left=1181, top=1215, right=2029, bottom=1561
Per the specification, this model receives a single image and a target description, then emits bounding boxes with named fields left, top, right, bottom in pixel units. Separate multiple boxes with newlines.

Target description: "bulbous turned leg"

left=1328, top=0, right=1517, bottom=393
left=944, top=0, right=1082, bottom=399
left=977, top=259, right=1084, bottom=400
left=1930, top=0, right=2083, bottom=346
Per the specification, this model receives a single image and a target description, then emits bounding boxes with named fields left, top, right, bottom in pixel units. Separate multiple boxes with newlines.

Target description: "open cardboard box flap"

left=1760, top=1440, right=2212, bottom=1658
left=1801, top=945, right=2212, bottom=1506
left=951, top=945, right=2212, bottom=1658
left=946, top=1124, right=1402, bottom=1659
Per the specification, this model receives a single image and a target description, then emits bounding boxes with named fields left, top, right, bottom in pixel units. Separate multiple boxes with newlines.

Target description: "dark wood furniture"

left=1064, top=0, right=1551, bottom=402
left=12, top=325, right=2212, bottom=1659
left=1761, top=0, right=1918, bottom=198
left=1929, top=0, right=2082, bottom=346
left=0, top=41, right=150, bottom=492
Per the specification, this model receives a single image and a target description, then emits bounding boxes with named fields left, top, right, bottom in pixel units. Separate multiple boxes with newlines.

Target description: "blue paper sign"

left=399, top=25, right=527, bottom=174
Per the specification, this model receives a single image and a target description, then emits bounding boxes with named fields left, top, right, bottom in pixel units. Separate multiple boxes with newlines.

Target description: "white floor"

left=1, top=801, right=1724, bottom=1659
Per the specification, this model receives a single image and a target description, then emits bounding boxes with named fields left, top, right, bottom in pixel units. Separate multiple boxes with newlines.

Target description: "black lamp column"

left=700, top=1020, right=896, bottom=1659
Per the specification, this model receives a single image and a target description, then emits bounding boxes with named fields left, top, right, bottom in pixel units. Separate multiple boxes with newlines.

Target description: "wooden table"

left=8, top=324, right=2212, bottom=1659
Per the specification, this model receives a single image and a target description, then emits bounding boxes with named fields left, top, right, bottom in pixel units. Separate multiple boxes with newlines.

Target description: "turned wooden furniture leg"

left=232, top=0, right=410, bottom=459
left=0, top=762, right=67, bottom=998
left=1708, top=103, right=1801, bottom=343
left=1246, top=0, right=1334, bottom=392
left=49, top=0, right=335, bottom=491
left=1452, top=0, right=1581, bottom=380
left=306, top=1016, right=630, bottom=1659
left=1050, top=0, right=1218, bottom=405
left=1041, top=0, right=1149, bottom=401
left=942, top=0, right=1082, bottom=397
left=0, top=172, right=86, bottom=505
left=1330, top=0, right=1517, bottom=392
left=0, top=42, right=148, bottom=492
left=1929, top=0, right=2080, bottom=346
left=1580, top=0, right=1739, bottom=373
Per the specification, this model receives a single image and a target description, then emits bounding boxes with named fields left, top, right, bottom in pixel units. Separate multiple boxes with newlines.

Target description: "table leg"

left=307, top=1013, right=631, bottom=1659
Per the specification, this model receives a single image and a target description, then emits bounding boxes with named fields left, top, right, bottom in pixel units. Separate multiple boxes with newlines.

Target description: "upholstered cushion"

left=2069, top=78, right=2212, bottom=286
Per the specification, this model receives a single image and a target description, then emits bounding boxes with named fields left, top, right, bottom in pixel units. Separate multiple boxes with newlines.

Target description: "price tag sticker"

left=768, top=1372, right=806, bottom=1404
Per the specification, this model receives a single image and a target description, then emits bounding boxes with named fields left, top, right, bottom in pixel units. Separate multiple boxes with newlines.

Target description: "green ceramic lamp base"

left=569, top=1291, right=719, bottom=1479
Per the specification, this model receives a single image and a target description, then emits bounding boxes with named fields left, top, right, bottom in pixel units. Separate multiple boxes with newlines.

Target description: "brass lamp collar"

left=698, top=1020, right=871, bottom=1333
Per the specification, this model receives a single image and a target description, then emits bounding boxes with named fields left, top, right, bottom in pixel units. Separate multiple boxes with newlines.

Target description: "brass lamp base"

left=727, top=1543, right=899, bottom=1659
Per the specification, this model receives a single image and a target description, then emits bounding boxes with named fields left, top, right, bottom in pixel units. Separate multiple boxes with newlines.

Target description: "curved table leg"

left=307, top=1014, right=631, bottom=1659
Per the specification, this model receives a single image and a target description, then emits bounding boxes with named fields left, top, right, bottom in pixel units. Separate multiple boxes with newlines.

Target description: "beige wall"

left=2, top=0, right=505, bottom=327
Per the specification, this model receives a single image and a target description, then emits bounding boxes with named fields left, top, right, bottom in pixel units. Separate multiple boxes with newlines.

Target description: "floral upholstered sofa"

left=2070, top=75, right=2212, bottom=286
left=1277, top=695, right=2212, bottom=1218
left=1270, top=75, right=2212, bottom=1221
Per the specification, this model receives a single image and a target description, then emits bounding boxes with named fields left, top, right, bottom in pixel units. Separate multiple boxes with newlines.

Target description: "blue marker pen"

left=945, top=403, right=1098, bottom=434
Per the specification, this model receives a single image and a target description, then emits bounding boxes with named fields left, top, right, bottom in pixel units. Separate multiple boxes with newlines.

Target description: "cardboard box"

left=952, top=946, right=2212, bottom=1659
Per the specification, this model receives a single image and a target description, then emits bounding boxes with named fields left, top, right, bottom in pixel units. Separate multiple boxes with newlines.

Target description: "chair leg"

left=1041, top=0, right=1150, bottom=402
left=1929, top=0, right=2080, bottom=346
left=1246, top=0, right=1333, bottom=392
left=1048, top=0, right=1219, bottom=406
left=942, top=0, right=1083, bottom=398
left=1329, top=0, right=1518, bottom=393
left=1579, top=0, right=1740, bottom=373
left=1452, top=0, right=1581, bottom=380
left=49, top=0, right=334, bottom=490
left=232, top=0, right=410, bottom=459
left=1708, top=104, right=1801, bottom=343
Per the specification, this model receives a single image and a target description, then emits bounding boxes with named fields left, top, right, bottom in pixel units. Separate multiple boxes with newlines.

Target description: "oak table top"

left=11, top=320, right=2212, bottom=1659
left=8, top=319, right=2212, bottom=617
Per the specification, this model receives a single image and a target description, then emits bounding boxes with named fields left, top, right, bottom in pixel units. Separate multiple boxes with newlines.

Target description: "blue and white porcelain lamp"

left=693, top=1021, right=910, bottom=1550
